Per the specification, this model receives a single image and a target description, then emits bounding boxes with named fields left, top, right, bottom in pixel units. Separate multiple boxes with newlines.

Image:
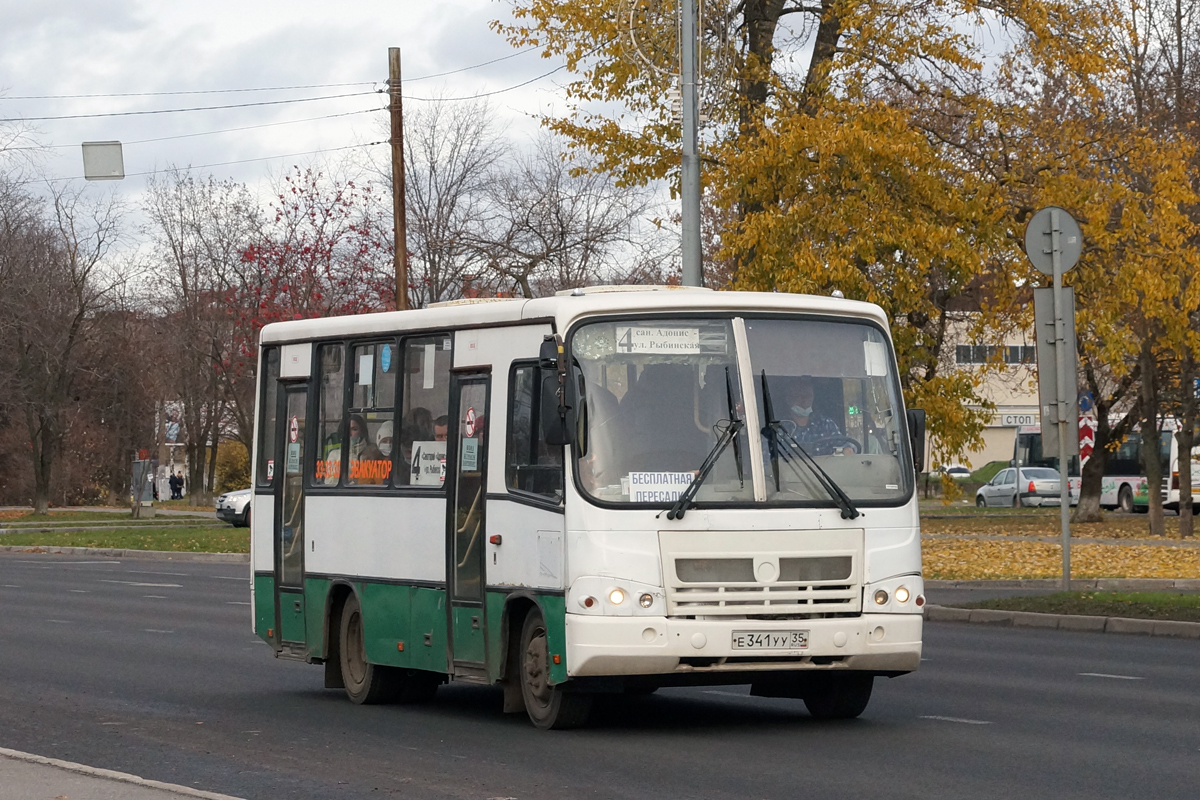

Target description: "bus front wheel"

left=519, top=610, right=591, bottom=730
left=802, top=672, right=874, bottom=720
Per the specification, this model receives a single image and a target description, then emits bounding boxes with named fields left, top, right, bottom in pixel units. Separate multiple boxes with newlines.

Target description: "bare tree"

left=471, top=134, right=664, bottom=297
left=401, top=98, right=505, bottom=306
left=0, top=179, right=125, bottom=513
left=143, top=170, right=259, bottom=504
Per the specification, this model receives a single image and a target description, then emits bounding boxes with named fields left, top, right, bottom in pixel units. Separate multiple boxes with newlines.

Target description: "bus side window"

left=313, top=343, right=346, bottom=486
left=346, top=340, right=397, bottom=487
left=398, top=335, right=453, bottom=487
left=257, top=347, right=280, bottom=486
left=506, top=363, right=564, bottom=502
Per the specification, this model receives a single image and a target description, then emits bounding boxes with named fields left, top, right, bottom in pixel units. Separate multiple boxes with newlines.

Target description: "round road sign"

left=464, top=407, right=476, bottom=437
left=289, top=416, right=299, bottom=443
left=1024, top=206, right=1083, bottom=275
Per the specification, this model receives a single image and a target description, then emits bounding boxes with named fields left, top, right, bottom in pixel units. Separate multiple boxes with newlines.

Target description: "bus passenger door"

left=274, top=383, right=308, bottom=650
left=446, top=371, right=491, bottom=676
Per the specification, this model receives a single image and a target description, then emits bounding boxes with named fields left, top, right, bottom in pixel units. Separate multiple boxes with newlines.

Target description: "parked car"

left=976, top=467, right=1078, bottom=508
left=215, top=488, right=252, bottom=527
left=942, top=464, right=971, bottom=478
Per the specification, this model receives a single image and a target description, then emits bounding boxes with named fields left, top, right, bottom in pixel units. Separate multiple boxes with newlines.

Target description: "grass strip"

left=956, top=591, right=1200, bottom=622
left=0, top=526, right=248, bottom=553
left=0, top=510, right=213, bottom=522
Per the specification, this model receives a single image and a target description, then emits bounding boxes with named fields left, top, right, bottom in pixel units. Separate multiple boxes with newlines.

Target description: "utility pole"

left=389, top=47, right=409, bottom=310
left=680, top=0, right=703, bottom=287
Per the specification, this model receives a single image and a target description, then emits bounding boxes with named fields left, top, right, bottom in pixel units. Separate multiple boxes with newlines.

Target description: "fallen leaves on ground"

left=921, top=514, right=1194, bottom=541
left=922, top=539, right=1200, bottom=580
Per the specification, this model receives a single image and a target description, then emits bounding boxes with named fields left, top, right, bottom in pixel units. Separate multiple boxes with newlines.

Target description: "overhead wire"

left=0, top=91, right=378, bottom=123
left=5, top=108, right=384, bottom=151
left=49, top=140, right=389, bottom=182
left=1, top=47, right=541, bottom=100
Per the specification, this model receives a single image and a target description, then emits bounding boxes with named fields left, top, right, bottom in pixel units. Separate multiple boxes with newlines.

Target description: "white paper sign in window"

left=863, top=341, right=888, bottom=377
left=409, top=441, right=447, bottom=486
left=626, top=471, right=694, bottom=502
left=358, top=354, right=374, bottom=385
left=614, top=326, right=701, bottom=354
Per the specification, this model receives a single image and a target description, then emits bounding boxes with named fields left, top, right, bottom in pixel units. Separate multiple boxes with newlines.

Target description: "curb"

left=0, top=546, right=248, bottom=562
left=924, top=604, right=1200, bottom=639
left=926, top=578, right=1200, bottom=590
left=0, top=746, right=245, bottom=800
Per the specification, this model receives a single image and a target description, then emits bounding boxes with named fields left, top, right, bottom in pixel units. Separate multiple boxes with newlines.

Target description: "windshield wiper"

left=665, top=373, right=745, bottom=521
left=760, top=371, right=861, bottom=520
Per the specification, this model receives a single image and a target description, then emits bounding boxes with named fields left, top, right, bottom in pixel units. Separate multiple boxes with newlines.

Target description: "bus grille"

left=660, top=529, right=865, bottom=620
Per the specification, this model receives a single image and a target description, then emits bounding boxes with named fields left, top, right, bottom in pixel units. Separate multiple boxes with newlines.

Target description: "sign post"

left=1026, top=207, right=1083, bottom=589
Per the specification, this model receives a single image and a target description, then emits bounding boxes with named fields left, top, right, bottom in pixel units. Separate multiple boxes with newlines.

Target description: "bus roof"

left=258, top=288, right=892, bottom=345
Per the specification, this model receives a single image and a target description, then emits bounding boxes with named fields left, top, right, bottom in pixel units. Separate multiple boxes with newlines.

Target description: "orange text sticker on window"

left=349, top=460, right=393, bottom=482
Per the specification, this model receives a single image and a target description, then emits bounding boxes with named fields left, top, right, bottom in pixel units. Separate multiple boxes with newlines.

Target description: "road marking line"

left=69, top=589, right=88, bottom=593
left=144, top=595, right=167, bottom=599
left=704, top=690, right=749, bottom=698
left=2, top=584, right=21, bottom=588
left=100, top=722, right=126, bottom=726
left=1079, top=672, right=1144, bottom=680
left=919, top=715, right=992, bottom=725
left=127, top=570, right=187, bottom=577
left=100, top=580, right=182, bottom=588
left=144, top=629, right=174, bottom=634
left=212, top=576, right=250, bottom=581
left=47, top=619, right=71, bottom=624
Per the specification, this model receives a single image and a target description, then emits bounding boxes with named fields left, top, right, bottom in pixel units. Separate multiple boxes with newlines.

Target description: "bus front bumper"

left=564, top=612, right=922, bottom=677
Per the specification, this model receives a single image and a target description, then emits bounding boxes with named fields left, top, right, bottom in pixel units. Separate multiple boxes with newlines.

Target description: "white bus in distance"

left=1016, top=422, right=1200, bottom=513
left=249, top=286, right=927, bottom=729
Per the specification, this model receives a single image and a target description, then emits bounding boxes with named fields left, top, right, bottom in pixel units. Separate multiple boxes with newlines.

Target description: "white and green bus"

left=250, top=286, right=927, bottom=728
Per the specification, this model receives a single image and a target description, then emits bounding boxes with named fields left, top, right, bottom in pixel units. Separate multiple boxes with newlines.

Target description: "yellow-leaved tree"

left=495, top=0, right=1120, bottom=470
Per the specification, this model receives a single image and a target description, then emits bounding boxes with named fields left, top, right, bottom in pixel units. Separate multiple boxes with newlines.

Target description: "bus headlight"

left=639, top=593, right=654, bottom=608
left=873, top=589, right=889, bottom=605
left=608, top=588, right=626, bottom=605
left=894, top=586, right=910, bottom=604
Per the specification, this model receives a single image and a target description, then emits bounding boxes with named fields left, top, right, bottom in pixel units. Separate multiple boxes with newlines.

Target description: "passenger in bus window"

left=376, top=420, right=394, bottom=458
left=434, top=415, right=449, bottom=442
left=348, top=414, right=386, bottom=484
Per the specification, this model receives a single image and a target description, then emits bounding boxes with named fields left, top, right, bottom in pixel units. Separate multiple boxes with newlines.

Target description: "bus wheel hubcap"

left=524, top=629, right=551, bottom=707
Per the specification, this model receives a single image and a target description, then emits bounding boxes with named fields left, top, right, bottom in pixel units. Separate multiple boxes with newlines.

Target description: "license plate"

left=731, top=630, right=809, bottom=650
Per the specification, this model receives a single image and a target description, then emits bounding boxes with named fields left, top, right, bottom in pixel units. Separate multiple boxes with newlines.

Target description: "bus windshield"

left=745, top=317, right=909, bottom=504
left=570, top=315, right=910, bottom=506
left=572, top=317, right=754, bottom=504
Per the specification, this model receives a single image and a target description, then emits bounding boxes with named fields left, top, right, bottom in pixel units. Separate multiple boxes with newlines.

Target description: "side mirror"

left=539, top=334, right=577, bottom=446
left=906, top=409, right=926, bottom=474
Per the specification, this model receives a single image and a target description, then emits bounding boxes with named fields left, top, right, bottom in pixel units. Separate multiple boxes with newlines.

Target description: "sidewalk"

left=0, top=747, right=244, bottom=800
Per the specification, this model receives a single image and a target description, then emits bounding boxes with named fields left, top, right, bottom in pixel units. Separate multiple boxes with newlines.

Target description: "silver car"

left=976, top=467, right=1077, bottom=508
left=215, top=488, right=252, bottom=527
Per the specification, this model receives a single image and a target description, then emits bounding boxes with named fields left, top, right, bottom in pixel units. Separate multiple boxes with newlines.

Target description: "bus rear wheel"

left=519, top=610, right=591, bottom=729
left=802, top=672, right=874, bottom=720
left=1118, top=485, right=1133, bottom=514
left=339, top=594, right=401, bottom=705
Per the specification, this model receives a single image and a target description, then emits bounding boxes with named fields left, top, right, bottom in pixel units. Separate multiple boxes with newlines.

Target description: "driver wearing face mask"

left=785, top=377, right=846, bottom=447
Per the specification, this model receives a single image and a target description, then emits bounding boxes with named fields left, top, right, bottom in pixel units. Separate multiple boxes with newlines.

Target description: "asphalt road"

left=1, top=555, right=1197, bottom=800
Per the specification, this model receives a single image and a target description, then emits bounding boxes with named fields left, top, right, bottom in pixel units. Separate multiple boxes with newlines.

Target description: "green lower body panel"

left=278, top=588, right=305, bottom=642
left=253, top=575, right=569, bottom=683
left=253, top=574, right=275, bottom=641
left=451, top=604, right=487, bottom=664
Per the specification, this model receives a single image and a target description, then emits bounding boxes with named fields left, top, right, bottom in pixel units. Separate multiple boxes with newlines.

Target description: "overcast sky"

left=0, top=0, right=564, bottom=195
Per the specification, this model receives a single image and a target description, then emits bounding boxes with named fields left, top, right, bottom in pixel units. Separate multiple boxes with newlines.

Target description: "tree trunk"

left=1178, top=350, right=1196, bottom=537
left=1073, top=443, right=1106, bottom=522
left=25, top=410, right=55, bottom=515
left=1139, top=340, right=1166, bottom=537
